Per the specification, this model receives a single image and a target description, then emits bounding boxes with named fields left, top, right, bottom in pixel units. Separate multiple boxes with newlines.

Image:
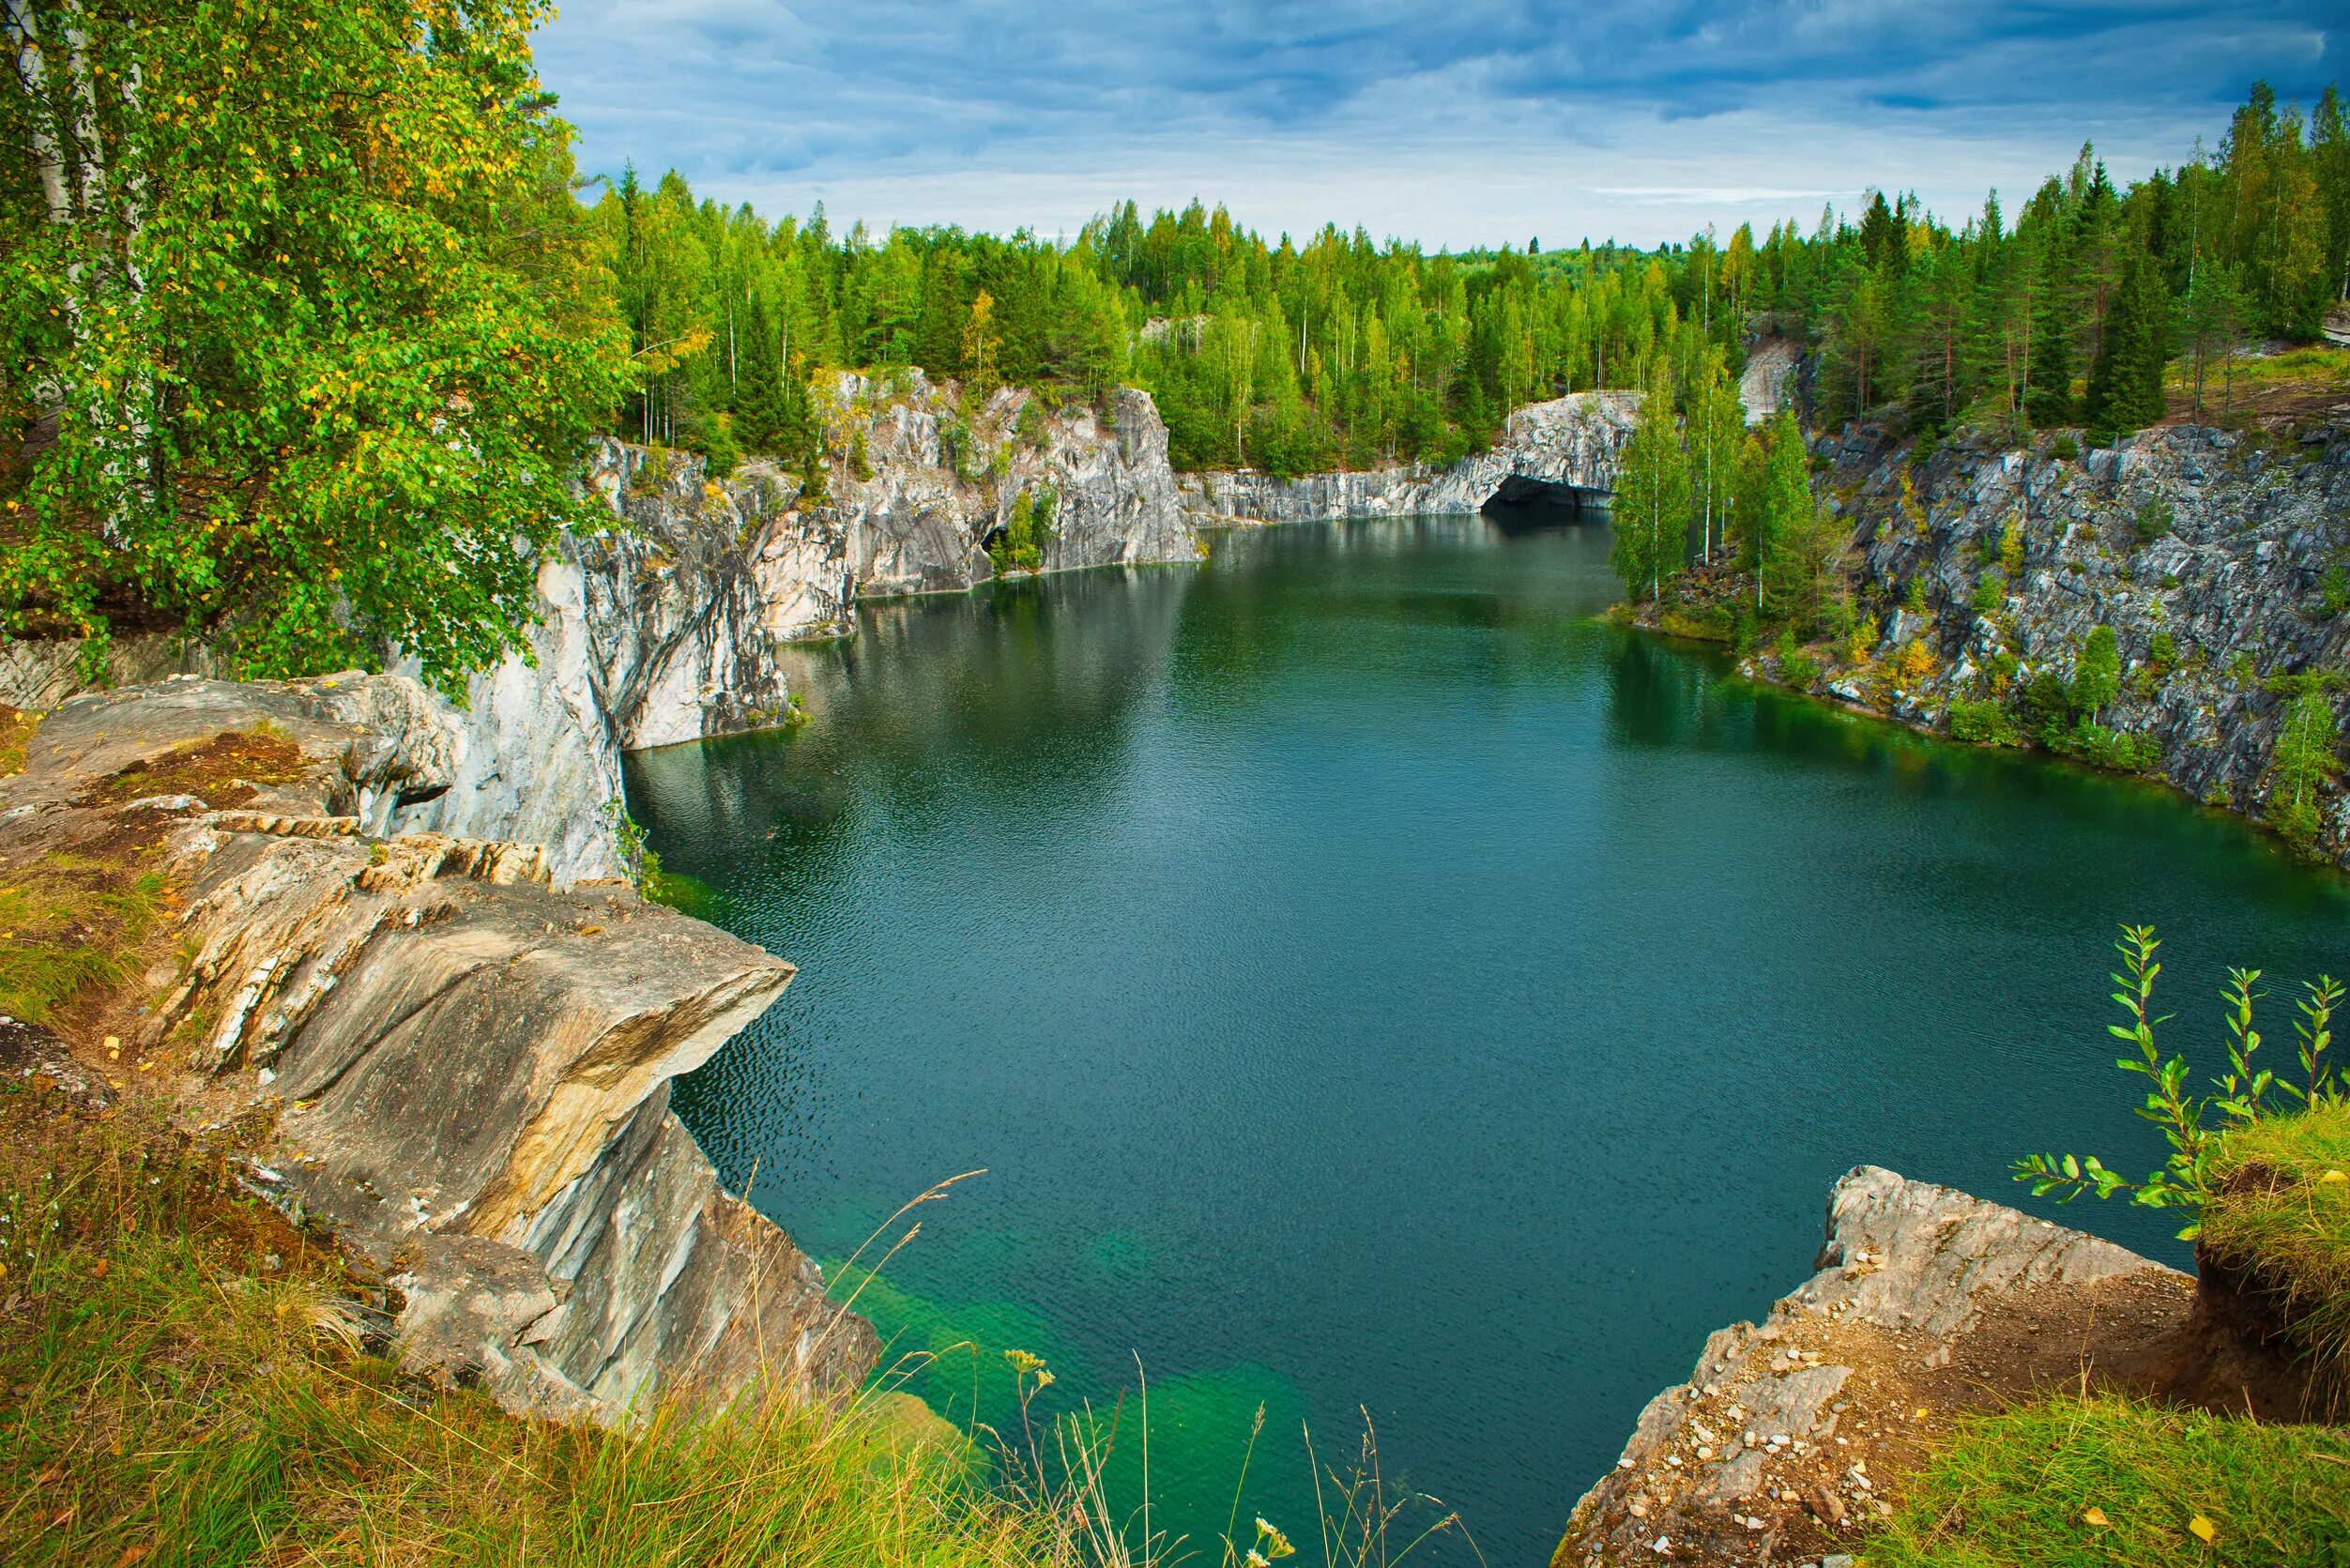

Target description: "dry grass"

left=0, top=1093, right=1057, bottom=1568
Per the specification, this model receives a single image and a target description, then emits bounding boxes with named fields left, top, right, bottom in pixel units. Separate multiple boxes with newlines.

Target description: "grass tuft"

left=1866, top=1393, right=2350, bottom=1567
left=2204, top=1101, right=2350, bottom=1376
left=0, top=855, right=170, bottom=1023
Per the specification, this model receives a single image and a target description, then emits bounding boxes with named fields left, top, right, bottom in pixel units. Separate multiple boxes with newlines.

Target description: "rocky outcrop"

left=0, top=678, right=876, bottom=1424
left=1555, top=1168, right=2230, bottom=1566
left=1753, top=422, right=2350, bottom=865
left=1178, top=391, right=1639, bottom=525
left=826, top=370, right=1197, bottom=592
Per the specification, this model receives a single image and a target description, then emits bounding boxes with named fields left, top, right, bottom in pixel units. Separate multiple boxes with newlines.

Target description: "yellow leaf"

left=2083, top=1507, right=2110, bottom=1527
left=2189, top=1515, right=2218, bottom=1544
left=2319, top=1170, right=2346, bottom=1184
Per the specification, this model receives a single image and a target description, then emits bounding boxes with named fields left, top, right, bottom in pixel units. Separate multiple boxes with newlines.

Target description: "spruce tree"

left=2083, top=251, right=2171, bottom=436
left=2025, top=238, right=2077, bottom=427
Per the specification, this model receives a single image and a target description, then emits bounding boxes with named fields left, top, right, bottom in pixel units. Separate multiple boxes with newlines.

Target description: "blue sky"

left=535, top=1, right=2342, bottom=248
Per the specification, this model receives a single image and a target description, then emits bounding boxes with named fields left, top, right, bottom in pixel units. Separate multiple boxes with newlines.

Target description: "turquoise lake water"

left=626, top=513, right=2350, bottom=1566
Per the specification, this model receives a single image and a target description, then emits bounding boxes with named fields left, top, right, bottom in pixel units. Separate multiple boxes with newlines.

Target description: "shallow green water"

left=628, top=515, right=2349, bottom=1566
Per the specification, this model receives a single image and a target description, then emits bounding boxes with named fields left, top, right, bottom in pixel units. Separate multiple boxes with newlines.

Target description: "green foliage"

left=0, top=0, right=632, bottom=695
left=2049, top=433, right=2082, bottom=463
left=2323, top=563, right=2350, bottom=617
left=2016, top=925, right=2343, bottom=1237
left=2270, top=690, right=2342, bottom=851
left=2148, top=629, right=2180, bottom=671
left=1998, top=518, right=2026, bottom=576
left=2083, top=250, right=2172, bottom=437
left=988, top=482, right=1057, bottom=573
left=1866, top=1393, right=2350, bottom=1568
left=1773, top=627, right=1819, bottom=688
left=1947, top=697, right=2022, bottom=746
left=2070, top=624, right=2122, bottom=721
left=2046, top=716, right=2159, bottom=772
left=2135, top=495, right=2175, bottom=543
left=603, top=797, right=664, bottom=892
left=1609, top=364, right=1690, bottom=601
left=849, top=428, right=875, bottom=481
left=1904, top=573, right=1929, bottom=612
left=1971, top=570, right=2007, bottom=614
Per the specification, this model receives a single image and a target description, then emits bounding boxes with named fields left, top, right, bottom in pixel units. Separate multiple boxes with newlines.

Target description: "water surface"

left=628, top=515, right=2349, bottom=1566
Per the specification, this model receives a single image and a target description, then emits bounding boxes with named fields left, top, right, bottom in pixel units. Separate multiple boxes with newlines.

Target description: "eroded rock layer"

left=1, top=678, right=877, bottom=1424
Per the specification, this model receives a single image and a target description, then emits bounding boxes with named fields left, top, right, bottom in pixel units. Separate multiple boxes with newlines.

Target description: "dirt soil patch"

left=82, top=724, right=313, bottom=810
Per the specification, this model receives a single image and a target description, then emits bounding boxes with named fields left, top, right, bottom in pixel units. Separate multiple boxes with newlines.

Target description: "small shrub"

left=1948, top=697, right=2022, bottom=746
left=848, top=429, right=874, bottom=482
left=2322, top=563, right=2350, bottom=618
left=1998, top=518, right=2025, bottom=575
left=2048, top=717, right=2159, bottom=773
left=2148, top=630, right=2179, bottom=672
left=1775, top=627, right=1819, bottom=688
left=1896, top=639, right=1936, bottom=684
left=2049, top=432, right=2081, bottom=462
left=1972, top=570, right=2007, bottom=614
left=1905, top=574, right=1930, bottom=612
left=2135, top=495, right=2175, bottom=544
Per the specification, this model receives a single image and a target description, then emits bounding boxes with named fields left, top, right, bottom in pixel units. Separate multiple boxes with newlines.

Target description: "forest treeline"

left=4, top=0, right=2345, bottom=686
left=604, top=79, right=2350, bottom=481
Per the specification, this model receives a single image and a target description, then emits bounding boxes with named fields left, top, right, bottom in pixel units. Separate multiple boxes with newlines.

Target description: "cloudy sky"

left=535, top=1, right=2342, bottom=249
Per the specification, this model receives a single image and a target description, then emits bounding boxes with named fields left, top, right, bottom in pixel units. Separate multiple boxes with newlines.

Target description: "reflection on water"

left=631, top=514, right=2350, bottom=1567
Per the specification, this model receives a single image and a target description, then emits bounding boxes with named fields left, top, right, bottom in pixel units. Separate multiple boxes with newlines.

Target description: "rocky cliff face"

left=1, top=372, right=1202, bottom=876
left=1, top=677, right=877, bottom=1423
left=1554, top=1167, right=2280, bottom=1567
left=1178, top=391, right=1639, bottom=524
left=1759, top=422, right=2350, bottom=865
left=825, top=370, right=1197, bottom=591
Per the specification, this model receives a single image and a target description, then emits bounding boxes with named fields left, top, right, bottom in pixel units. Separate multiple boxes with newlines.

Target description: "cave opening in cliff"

left=1478, top=474, right=1596, bottom=531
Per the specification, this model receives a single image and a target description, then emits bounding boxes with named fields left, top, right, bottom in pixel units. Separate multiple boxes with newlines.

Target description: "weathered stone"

left=1551, top=1166, right=2189, bottom=1566
left=0, top=682, right=876, bottom=1425
left=1180, top=392, right=1638, bottom=524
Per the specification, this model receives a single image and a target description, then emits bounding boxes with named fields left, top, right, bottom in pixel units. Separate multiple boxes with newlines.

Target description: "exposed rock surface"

left=4, top=372, right=1199, bottom=857
left=1178, top=391, right=1639, bottom=525
left=1739, top=338, right=1803, bottom=428
left=1752, top=422, right=2350, bottom=865
left=0, top=679, right=877, bottom=1424
left=825, top=369, right=1197, bottom=592
left=1553, top=1166, right=2264, bottom=1567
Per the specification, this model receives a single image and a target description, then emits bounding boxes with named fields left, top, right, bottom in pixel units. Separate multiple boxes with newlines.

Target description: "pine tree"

left=2025, top=236, right=2076, bottom=427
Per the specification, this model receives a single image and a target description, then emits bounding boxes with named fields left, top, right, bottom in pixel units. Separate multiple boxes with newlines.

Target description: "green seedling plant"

left=2016, top=924, right=2343, bottom=1237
